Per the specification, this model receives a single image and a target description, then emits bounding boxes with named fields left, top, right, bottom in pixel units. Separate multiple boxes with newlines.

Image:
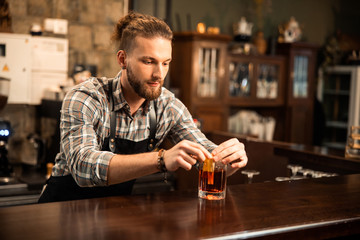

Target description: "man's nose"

left=152, top=64, right=167, bottom=80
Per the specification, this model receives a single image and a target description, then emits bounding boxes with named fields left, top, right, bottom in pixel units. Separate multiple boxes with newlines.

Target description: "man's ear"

left=117, top=50, right=127, bottom=69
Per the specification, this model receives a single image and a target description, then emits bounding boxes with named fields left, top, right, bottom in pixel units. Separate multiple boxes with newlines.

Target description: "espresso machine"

left=0, top=76, right=14, bottom=184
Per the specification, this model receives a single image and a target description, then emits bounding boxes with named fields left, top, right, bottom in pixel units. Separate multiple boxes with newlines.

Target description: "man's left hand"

left=212, top=138, right=248, bottom=176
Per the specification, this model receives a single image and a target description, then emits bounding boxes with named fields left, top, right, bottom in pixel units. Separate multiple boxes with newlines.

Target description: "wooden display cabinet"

left=170, top=32, right=231, bottom=132
left=276, top=42, right=319, bottom=145
left=170, top=34, right=319, bottom=145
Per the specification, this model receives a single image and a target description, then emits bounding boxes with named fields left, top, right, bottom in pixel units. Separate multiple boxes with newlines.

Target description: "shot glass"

left=198, top=158, right=227, bottom=200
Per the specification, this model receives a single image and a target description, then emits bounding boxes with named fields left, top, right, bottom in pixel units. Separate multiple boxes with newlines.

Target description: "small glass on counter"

left=198, top=158, right=227, bottom=200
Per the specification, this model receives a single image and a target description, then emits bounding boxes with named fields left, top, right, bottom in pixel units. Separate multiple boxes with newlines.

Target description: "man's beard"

left=126, top=65, right=163, bottom=100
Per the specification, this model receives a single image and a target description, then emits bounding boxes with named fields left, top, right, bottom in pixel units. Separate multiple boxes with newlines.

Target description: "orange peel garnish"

left=203, top=158, right=215, bottom=185
left=203, top=158, right=215, bottom=172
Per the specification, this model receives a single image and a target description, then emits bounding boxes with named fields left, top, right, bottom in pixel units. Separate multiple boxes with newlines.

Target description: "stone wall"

left=7, top=0, right=127, bottom=78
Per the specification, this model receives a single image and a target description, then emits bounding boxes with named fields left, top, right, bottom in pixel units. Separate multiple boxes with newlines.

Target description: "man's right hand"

left=163, top=140, right=212, bottom=171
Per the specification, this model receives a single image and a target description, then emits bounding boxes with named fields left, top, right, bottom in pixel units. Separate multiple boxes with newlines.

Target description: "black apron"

left=38, top=82, right=157, bottom=203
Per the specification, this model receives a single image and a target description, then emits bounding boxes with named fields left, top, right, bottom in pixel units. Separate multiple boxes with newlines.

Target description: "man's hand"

left=163, top=140, right=212, bottom=171
left=211, top=138, right=248, bottom=176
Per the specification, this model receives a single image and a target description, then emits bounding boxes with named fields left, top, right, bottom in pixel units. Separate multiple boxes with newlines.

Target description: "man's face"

left=125, top=36, right=172, bottom=100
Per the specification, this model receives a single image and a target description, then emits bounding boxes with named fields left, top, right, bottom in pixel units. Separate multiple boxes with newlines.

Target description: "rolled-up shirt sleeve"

left=59, top=88, right=113, bottom=187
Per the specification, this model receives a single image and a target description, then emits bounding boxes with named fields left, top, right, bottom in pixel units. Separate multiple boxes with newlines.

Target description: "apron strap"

left=148, top=100, right=157, bottom=151
left=108, top=80, right=157, bottom=153
left=109, top=80, right=117, bottom=153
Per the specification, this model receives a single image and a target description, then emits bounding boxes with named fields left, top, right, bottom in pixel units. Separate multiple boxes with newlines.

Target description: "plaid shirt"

left=52, top=72, right=217, bottom=187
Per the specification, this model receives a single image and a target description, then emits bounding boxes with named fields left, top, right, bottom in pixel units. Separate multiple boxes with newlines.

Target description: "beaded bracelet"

left=157, top=149, right=167, bottom=183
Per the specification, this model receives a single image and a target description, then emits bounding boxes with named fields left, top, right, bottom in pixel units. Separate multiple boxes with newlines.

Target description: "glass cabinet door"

left=293, top=55, right=309, bottom=98
left=256, top=64, right=279, bottom=99
left=228, top=61, right=252, bottom=97
left=197, top=47, right=220, bottom=98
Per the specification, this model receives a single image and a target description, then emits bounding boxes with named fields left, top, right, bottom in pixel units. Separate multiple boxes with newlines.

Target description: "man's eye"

left=143, top=60, right=152, bottom=64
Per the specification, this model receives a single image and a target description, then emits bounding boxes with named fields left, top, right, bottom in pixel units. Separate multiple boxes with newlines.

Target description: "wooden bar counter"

left=274, top=144, right=360, bottom=174
left=1, top=174, right=360, bottom=240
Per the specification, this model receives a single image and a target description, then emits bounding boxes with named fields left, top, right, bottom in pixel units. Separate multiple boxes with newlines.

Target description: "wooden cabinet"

left=170, top=32, right=231, bottom=132
left=170, top=34, right=319, bottom=145
left=276, top=42, right=319, bottom=145
left=317, top=66, right=360, bottom=149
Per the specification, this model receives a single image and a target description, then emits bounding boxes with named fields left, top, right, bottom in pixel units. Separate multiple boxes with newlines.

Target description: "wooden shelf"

left=326, top=121, right=348, bottom=128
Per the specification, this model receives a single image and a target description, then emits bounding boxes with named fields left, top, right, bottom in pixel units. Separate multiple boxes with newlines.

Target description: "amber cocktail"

left=198, top=158, right=227, bottom=200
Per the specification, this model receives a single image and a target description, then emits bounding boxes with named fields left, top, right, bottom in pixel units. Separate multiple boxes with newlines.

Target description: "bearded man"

left=38, top=12, right=247, bottom=203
